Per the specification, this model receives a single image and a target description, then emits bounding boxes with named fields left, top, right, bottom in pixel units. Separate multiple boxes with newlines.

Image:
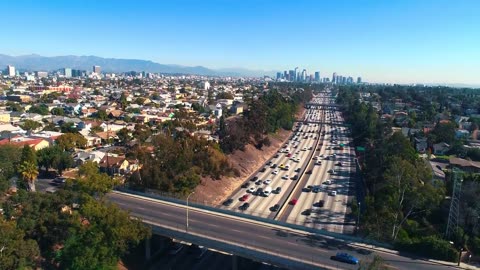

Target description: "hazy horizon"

left=2, top=0, right=479, bottom=85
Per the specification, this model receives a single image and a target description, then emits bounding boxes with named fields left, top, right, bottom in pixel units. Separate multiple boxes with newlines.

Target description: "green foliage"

left=0, top=144, right=22, bottom=179
left=74, top=161, right=118, bottom=196
left=56, top=133, right=87, bottom=151
left=20, top=119, right=42, bottom=132
left=18, top=161, right=39, bottom=192
left=20, top=145, right=37, bottom=166
left=38, top=145, right=73, bottom=174
left=28, top=104, right=50, bottom=115
left=430, top=122, right=457, bottom=144
left=395, top=235, right=459, bottom=262
left=6, top=101, right=24, bottom=112
left=216, top=91, right=234, bottom=100
left=0, top=217, right=40, bottom=269
left=95, top=109, right=108, bottom=120
left=50, top=107, right=65, bottom=116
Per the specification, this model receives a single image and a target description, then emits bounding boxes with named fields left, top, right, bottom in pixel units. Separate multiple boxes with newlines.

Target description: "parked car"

left=222, top=198, right=234, bottom=206
left=271, top=204, right=280, bottom=212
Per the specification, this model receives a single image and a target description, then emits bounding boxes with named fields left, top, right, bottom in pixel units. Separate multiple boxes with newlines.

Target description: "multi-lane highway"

left=108, top=191, right=459, bottom=270
left=221, top=91, right=355, bottom=234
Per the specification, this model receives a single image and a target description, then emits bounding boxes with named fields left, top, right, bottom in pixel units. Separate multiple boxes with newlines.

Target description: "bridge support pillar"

left=145, top=237, right=151, bottom=260
left=232, top=254, right=238, bottom=270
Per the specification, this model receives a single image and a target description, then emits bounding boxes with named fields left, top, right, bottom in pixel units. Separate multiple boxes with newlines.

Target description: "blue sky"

left=2, top=0, right=480, bottom=84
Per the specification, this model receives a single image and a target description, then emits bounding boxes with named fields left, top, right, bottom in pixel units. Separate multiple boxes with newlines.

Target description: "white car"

left=264, top=179, right=272, bottom=185
left=272, top=170, right=279, bottom=175
left=282, top=174, right=289, bottom=179
left=248, top=187, right=256, bottom=193
left=329, top=190, right=337, bottom=196
left=324, top=179, right=332, bottom=185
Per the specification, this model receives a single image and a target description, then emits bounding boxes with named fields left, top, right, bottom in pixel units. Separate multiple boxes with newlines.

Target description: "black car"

left=239, top=202, right=250, bottom=211
left=241, top=182, right=250, bottom=188
left=255, top=188, right=263, bottom=196
left=222, top=199, right=234, bottom=206
left=255, top=180, right=262, bottom=185
left=305, top=170, right=312, bottom=174
left=274, top=154, right=279, bottom=158
left=251, top=176, right=259, bottom=182
left=275, top=186, right=282, bottom=193
left=295, top=168, right=301, bottom=172
left=271, top=204, right=280, bottom=212
left=303, top=209, right=312, bottom=216
left=292, top=175, right=299, bottom=180
left=318, top=200, right=325, bottom=207
left=260, top=167, right=266, bottom=172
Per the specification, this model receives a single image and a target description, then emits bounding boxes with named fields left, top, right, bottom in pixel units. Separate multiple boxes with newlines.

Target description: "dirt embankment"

left=192, top=107, right=305, bottom=206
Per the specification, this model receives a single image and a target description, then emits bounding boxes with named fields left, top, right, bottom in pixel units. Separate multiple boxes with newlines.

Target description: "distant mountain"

left=0, top=54, right=272, bottom=77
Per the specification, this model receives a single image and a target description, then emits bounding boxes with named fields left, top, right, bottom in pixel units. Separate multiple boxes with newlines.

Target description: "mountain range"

left=0, top=54, right=274, bottom=77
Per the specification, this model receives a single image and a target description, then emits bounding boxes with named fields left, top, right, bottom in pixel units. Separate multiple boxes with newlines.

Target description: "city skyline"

left=1, top=0, right=479, bottom=85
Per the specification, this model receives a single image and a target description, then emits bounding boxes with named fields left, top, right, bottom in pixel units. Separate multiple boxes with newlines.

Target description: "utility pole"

left=445, top=169, right=462, bottom=239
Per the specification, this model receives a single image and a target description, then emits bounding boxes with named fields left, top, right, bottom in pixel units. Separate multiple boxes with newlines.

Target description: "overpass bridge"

left=109, top=191, right=458, bottom=270
left=305, top=103, right=343, bottom=109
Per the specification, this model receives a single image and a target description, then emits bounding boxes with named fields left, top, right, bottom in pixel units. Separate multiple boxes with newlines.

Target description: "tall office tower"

left=347, top=76, right=354, bottom=84
left=294, top=67, right=298, bottom=81
left=357, top=77, right=362, bottom=84
left=332, top=72, right=337, bottom=84
left=284, top=70, right=288, bottom=79
left=93, top=65, right=101, bottom=74
left=301, top=69, right=307, bottom=81
left=342, top=76, right=347, bottom=84
left=7, top=65, right=15, bottom=77
left=64, top=68, right=72, bottom=78
left=289, top=70, right=295, bottom=81
left=276, top=72, right=282, bottom=80
left=314, top=71, right=320, bottom=82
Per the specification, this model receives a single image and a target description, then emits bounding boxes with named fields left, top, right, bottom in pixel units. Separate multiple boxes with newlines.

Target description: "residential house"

left=98, top=155, right=129, bottom=175
left=433, top=142, right=450, bottom=155
left=73, top=150, right=106, bottom=166
left=0, top=136, right=50, bottom=151
left=414, top=137, right=428, bottom=153
left=449, top=157, right=480, bottom=173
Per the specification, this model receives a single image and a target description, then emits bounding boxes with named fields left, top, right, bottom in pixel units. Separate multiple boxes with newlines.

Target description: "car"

left=318, top=200, right=325, bottom=207
left=251, top=176, right=259, bottom=182
left=255, top=188, right=263, bottom=196
left=274, top=154, right=280, bottom=158
left=263, top=179, right=272, bottom=185
left=267, top=160, right=273, bottom=165
left=294, top=168, right=301, bottom=172
left=328, top=169, right=335, bottom=174
left=303, top=186, right=312, bottom=192
left=255, top=180, right=262, bottom=185
left=248, top=187, right=256, bottom=193
left=292, top=174, right=299, bottom=180
left=271, top=204, right=280, bottom=212
left=289, top=198, right=298, bottom=205
left=53, top=177, right=66, bottom=184
left=222, top=198, right=234, bottom=206
left=305, top=170, right=312, bottom=174
left=239, top=202, right=250, bottom=210
left=275, top=186, right=282, bottom=193
left=240, top=194, right=249, bottom=201
left=168, top=242, right=184, bottom=255
left=303, top=209, right=312, bottom=216
left=282, top=174, right=289, bottom=180
left=271, top=164, right=278, bottom=168
left=312, top=186, right=320, bottom=193
left=241, top=182, right=250, bottom=188
left=287, top=153, right=292, bottom=157
left=329, top=190, right=337, bottom=196
left=260, top=167, right=266, bottom=172
left=330, top=253, right=359, bottom=265
left=302, top=147, right=307, bottom=151
left=272, top=170, right=279, bottom=175
left=324, top=179, right=332, bottom=185
left=336, top=162, right=343, bottom=167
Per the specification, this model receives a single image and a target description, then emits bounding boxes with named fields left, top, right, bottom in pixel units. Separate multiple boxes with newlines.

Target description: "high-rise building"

left=283, top=71, right=288, bottom=79
left=7, top=65, right=15, bottom=77
left=276, top=72, right=282, bottom=80
left=332, top=72, right=337, bottom=84
left=357, top=77, right=362, bottom=84
left=36, top=71, right=48, bottom=78
left=289, top=70, right=295, bottom=81
left=314, top=71, right=320, bottom=82
left=294, top=67, right=298, bottom=81
left=93, top=65, right=101, bottom=74
left=301, top=69, right=307, bottom=81
left=63, top=68, right=72, bottom=78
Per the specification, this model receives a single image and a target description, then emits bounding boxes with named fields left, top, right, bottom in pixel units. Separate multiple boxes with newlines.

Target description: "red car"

left=240, top=194, right=249, bottom=201
left=287, top=153, right=292, bottom=157
left=289, top=198, right=298, bottom=205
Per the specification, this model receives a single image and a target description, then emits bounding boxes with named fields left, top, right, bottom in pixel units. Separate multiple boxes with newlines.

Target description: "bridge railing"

left=114, top=187, right=392, bottom=250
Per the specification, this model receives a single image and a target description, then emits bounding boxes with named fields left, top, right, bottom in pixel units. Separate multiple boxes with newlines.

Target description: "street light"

left=186, top=191, right=195, bottom=232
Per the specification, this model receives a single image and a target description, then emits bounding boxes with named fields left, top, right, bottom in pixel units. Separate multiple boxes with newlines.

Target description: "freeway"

left=221, top=92, right=355, bottom=235
left=108, top=191, right=460, bottom=270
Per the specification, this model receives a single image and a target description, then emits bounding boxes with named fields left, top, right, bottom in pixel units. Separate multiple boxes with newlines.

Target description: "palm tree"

left=19, top=161, right=39, bottom=192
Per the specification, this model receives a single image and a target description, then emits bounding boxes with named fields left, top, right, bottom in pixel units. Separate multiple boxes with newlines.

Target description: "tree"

left=0, top=145, right=21, bottom=192
left=20, top=145, right=37, bottom=166
left=0, top=217, right=40, bottom=269
left=432, top=122, right=456, bottom=144
left=56, top=133, right=87, bottom=151
left=95, top=110, right=108, bottom=120
left=28, top=104, right=49, bottom=115
left=116, top=128, right=130, bottom=145
left=51, top=107, right=65, bottom=116
left=58, top=199, right=150, bottom=270
left=20, top=119, right=42, bottom=132
left=18, top=161, right=39, bottom=192
left=74, top=161, right=118, bottom=196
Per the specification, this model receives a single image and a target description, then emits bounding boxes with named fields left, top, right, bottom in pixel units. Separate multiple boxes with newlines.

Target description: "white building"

left=7, top=65, right=15, bottom=77
left=200, top=81, right=211, bottom=91
left=214, top=104, right=222, bottom=118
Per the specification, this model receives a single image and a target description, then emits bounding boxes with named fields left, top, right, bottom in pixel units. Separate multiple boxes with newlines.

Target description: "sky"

left=2, top=0, right=480, bottom=85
